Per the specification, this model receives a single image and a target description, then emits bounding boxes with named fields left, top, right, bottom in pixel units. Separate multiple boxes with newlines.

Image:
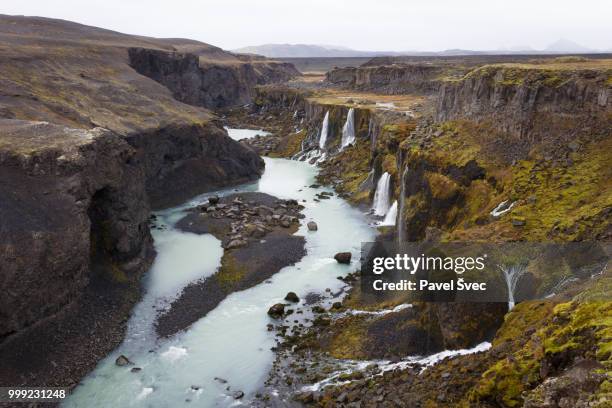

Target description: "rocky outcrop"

left=0, top=15, right=272, bottom=388
left=125, top=122, right=264, bottom=209
left=436, top=66, right=612, bottom=141
left=0, top=119, right=153, bottom=340
left=128, top=47, right=299, bottom=109
left=155, top=192, right=307, bottom=337
left=326, top=64, right=448, bottom=94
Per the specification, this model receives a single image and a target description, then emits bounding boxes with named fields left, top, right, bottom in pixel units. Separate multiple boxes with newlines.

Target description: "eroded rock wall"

left=128, top=48, right=299, bottom=109
left=0, top=120, right=153, bottom=339
left=326, top=64, right=447, bottom=94
left=125, top=121, right=264, bottom=209
left=436, top=66, right=611, bottom=141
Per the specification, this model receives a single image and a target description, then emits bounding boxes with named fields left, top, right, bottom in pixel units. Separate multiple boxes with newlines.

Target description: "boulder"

left=115, top=355, right=131, bottom=366
left=307, top=221, right=318, bottom=231
left=334, top=252, right=352, bottom=264
left=208, top=195, right=220, bottom=205
left=285, top=292, right=300, bottom=303
left=267, top=303, right=285, bottom=318
left=233, top=391, right=244, bottom=399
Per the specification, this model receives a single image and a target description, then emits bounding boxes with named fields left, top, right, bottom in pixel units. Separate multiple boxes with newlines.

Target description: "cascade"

left=340, top=108, right=356, bottom=149
left=319, top=111, right=330, bottom=150
left=372, top=172, right=392, bottom=216
left=380, top=201, right=398, bottom=226
left=498, top=263, right=527, bottom=310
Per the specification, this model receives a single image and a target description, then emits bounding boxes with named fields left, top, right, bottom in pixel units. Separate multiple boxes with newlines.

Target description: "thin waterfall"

left=398, top=167, right=408, bottom=243
left=380, top=201, right=398, bottom=226
left=372, top=172, right=392, bottom=216
left=319, top=111, right=330, bottom=150
left=341, top=108, right=356, bottom=149
left=498, top=263, right=527, bottom=310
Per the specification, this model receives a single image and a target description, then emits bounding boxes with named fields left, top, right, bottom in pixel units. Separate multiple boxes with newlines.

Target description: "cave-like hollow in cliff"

left=87, top=187, right=117, bottom=280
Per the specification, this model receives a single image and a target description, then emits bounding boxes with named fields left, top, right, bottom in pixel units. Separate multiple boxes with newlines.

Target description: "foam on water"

left=225, top=127, right=270, bottom=141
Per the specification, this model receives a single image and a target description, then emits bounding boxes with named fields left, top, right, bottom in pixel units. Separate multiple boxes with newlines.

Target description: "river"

left=63, top=129, right=376, bottom=407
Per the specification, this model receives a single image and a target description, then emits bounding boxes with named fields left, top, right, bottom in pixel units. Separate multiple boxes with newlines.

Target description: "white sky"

left=1, top=0, right=610, bottom=51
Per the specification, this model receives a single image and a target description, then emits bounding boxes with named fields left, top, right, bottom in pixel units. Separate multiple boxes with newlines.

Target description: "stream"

left=63, top=129, right=376, bottom=407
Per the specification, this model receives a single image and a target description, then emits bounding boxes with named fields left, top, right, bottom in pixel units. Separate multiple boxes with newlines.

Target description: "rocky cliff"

left=224, top=59, right=611, bottom=405
left=0, top=120, right=152, bottom=340
left=325, top=64, right=455, bottom=94
left=0, top=15, right=274, bottom=387
left=437, top=65, right=611, bottom=143
left=128, top=47, right=299, bottom=109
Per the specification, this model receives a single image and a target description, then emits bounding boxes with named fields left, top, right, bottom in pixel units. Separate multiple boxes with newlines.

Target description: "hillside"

left=0, top=14, right=296, bottom=389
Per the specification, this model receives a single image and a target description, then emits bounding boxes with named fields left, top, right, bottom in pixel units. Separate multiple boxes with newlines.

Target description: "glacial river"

left=64, top=129, right=376, bottom=407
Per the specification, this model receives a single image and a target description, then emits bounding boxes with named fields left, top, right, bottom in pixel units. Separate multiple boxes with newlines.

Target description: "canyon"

left=227, top=55, right=611, bottom=407
left=0, top=13, right=610, bottom=408
left=0, top=14, right=294, bottom=389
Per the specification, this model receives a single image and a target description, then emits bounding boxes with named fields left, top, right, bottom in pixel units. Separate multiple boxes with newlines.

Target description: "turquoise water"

left=64, top=154, right=375, bottom=407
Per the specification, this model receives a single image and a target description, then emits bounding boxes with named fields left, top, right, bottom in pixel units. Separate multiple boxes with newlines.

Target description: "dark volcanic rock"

left=128, top=47, right=299, bottom=110
left=0, top=120, right=153, bottom=341
left=115, top=355, right=131, bottom=366
left=268, top=304, right=286, bottom=318
left=334, top=252, right=352, bottom=264
left=125, top=122, right=264, bottom=209
left=156, top=193, right=307, bottom=337
left=307, top=221, right=318, bottom=231
left=284, top=292, right=300, bottom=303
left=0, top=120, right=154, bottom=389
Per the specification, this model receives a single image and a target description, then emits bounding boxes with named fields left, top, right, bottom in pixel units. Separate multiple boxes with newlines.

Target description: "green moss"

left=327, top=317, right=368, bottom=359
left=269, top=129, right=306, bottom=158
left=470, top=288, right=612, bottom=407
left=509, top=138, right=612, bottom=240
left=215, top=253, right=247, bottom=290
left=425, top=171, right=460, bottom=200
left=382, top=154, right=397, bottom=177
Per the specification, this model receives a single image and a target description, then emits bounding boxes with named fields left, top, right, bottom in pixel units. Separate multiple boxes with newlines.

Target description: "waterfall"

left=498, top=263, right=527, bottom=310
left=490, top=200, right=516, bottom=217
left=368, top=118, right=377, bottom=149
left=372, top=172, right=392, bottom=216
left=319, top=111, right=330, bottom=150
left=397, top=167, right=408, bottom=242
left=380, top=201, right=398, bottom=226
left=340, top=108, right=356, bottom=149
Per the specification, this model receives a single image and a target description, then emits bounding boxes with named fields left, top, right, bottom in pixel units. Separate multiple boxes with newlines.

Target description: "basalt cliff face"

left=0, top=120, right=152, bottom=340
left=326, top=64, right=447, bottom=94
left=437, top=65, right=611, bottom=142
left=128, top=47, right=299, bottom=109
left=125, top=121, right=264, bottom=209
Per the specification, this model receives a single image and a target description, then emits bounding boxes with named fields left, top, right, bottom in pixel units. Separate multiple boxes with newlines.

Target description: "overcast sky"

left=1, top=0, right=610, bottom=51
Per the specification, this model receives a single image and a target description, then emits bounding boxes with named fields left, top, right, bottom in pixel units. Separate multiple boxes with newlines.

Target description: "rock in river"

left=285, top=292, right=300, bottom=303
left=307, top=221, right=318, bottom=231
left=334, top=252, right=352, bottom=264
left=268, top=303, right=285, bottom=318
left=115, top=355, right=131, bottom=366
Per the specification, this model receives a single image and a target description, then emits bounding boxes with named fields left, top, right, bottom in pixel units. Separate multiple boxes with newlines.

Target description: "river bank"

left=62, top=147, right=376, bottom=407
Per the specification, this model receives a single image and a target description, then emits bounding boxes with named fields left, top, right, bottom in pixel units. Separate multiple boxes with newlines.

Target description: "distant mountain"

left=232, top=44, right=391, bottom=58
left=234, top=40, right=606, bottom=58
left=544, top=39, right=593, bottom=54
